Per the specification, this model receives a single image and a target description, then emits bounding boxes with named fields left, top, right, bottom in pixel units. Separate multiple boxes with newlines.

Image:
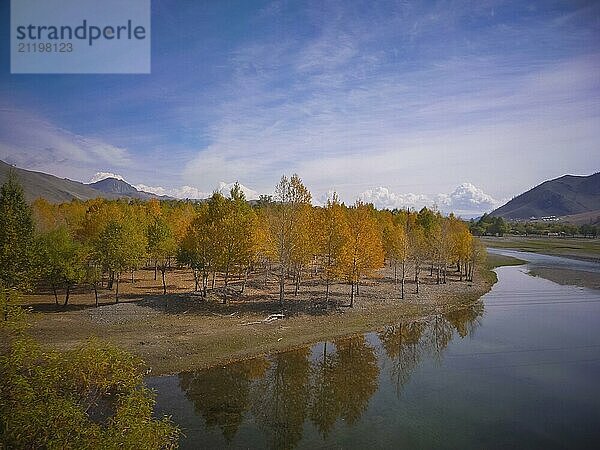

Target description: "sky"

left=1, top=0, right=599, bottom=217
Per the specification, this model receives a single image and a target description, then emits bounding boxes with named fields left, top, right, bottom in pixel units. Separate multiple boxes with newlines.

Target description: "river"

left=148, top=251, right=600, bottom=449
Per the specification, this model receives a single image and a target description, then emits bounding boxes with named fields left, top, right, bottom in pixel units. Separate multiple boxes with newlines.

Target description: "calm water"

left=148, top=254, right=600, bottom=449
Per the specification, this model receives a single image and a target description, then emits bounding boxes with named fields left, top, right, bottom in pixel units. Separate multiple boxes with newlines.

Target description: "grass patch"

left=486, top=253, right=526, bottom=269
left=482, top=236, right=600, bottom=261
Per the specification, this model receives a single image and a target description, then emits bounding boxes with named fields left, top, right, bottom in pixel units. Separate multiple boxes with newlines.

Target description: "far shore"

left=26, top=256, right=511, bottom=376
left=528, top=267, right=600, bottom=290
left=482, top=235, right=600, bottom=262
left=483, top=236, right=600, bottom=290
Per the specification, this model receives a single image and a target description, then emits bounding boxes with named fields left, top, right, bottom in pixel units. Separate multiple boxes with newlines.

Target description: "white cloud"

left=90, top=172, right=126, bottom=183
left=0, top=107, right=133, bottom=181
left=359, top=187, right=432, bottom=210
left=132, top=181, right=260, bottom=200
left=217, top=182, right=259, bottom=200
left=436, top=183, right=502, bottom=214
left=133, top=184, right=210, bottom=199
left=358, top=183, right=502, bottom=217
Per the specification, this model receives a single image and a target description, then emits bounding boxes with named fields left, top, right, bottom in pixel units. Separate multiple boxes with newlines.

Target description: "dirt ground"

left=25, top=263, right=494, bottom=375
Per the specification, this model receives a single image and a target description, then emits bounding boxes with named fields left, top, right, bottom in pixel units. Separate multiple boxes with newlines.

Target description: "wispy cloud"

left=1, top=0, right=598, bottom=207
left=0, top=108, right=133, bottom=181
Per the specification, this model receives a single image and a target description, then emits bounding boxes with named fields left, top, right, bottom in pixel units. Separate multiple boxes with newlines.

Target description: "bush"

left=0, top=291, right=179, bottom=449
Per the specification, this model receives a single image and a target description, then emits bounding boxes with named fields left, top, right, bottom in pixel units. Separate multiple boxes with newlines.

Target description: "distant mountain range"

left=491, top=172, right=600, bottom=221
left=0, top=160, right=169, bottom=203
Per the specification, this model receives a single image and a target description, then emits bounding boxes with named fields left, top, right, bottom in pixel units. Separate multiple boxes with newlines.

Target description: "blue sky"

left=1, top=0, right=599, bottom=216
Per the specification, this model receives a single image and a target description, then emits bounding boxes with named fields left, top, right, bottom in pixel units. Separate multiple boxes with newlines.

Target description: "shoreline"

left=28, top=258, right=506, bottom=376
left=482, top=236, right=600, bottom=263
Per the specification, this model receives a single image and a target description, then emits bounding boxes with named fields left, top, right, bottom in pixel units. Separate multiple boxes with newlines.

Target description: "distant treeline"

left=469, top=213, right=599, bottom=237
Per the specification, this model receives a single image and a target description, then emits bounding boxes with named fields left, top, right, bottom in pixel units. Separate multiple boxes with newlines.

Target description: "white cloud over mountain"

left=90, top=172, right=126, bottom=183
left=358, top=183, right=502, bottom=217
left=88, top=172, right=259, bottom=201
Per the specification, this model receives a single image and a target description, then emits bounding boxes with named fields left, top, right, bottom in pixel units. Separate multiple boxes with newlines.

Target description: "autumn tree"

left=95, top=217, right=146, bottom=302
left=147, top=215, right=176, bottom=295
left=178, top=204, right=212, bottom=295
left=220, top=184, right=256, bottom=292
left=407, top=216, right=426, bottom=294
left=318, top=193, right=350, bottom=306
left=382, top=211, right=409, bottom=299
left=340, top=201, right=384, bottom=307
left=267, top=174, right=312, bottom=305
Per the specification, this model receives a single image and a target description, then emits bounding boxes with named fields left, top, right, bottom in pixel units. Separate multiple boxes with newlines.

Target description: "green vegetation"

left=0, top=290, right=179, bottom=449
left=0, top=172, right=179, bottom=448
left=470, top=213, right=599, bottom=238
left=0, top=171, right=35, bottom=291
left=486, top=253, right=526, bottom=269
left=482, top=236, right=600, bottom=261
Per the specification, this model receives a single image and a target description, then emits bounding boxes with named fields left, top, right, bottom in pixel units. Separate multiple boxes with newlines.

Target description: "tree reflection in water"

left=379, top=300, right=484, bottom=397
left=178, top=301, right=483, bottom=447
left=178, top=357, right=269, bottom=441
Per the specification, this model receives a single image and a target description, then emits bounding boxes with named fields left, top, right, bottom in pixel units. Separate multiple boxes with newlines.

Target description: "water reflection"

left=379, top=302, right=484, bottom=398
left=179, top=357, right=269, bottom=441
left=177, top=301, right=483, bottom=447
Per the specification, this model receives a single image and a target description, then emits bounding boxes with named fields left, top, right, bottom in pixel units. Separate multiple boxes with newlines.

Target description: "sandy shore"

left=26, top=262, right=495, bottom=375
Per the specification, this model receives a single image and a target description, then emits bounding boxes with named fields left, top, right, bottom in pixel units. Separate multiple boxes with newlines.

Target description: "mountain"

left=0, top=160, right=167, bottom=203
left=0, top=160, right=122, bottom=203
left=88, top=177, right=170, bottom=200
left=491, top=173, right=600, bottom=220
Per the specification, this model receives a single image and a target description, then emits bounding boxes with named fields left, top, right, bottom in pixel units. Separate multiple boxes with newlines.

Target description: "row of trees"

left=1, top=173, right=482, bottom=308
left=470, top=213, right=600, bottom=237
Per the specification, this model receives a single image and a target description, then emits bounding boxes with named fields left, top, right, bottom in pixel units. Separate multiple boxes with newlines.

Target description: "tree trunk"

left=161, top=269, right=167, bottom=295
left=212, top=272, right=216, bottom=289
left=241, top=267, right=249, bottom=294
left=53, top=285, right=58, bottom=305
left=415, top=263, right=420, bottom=294
left=63, top=285, right=70, bottom=307
left=401, top=261, right=405, bottom=300
left=294, top=266, right=300, bottom=296
left=193, top=269, right=199, bottom=291
left=108, top=271, right=114, bottom=290
left=93, top=283, right=99, bottom=307
left=279, top=265, right=285, bottom=305
left=394, top=262, right=397, bottom=286
left=349, top=282, right=354, bottom=307
left=154, top=260, right=158, bottom=281
left=115, top=273, right=120, bottom=303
